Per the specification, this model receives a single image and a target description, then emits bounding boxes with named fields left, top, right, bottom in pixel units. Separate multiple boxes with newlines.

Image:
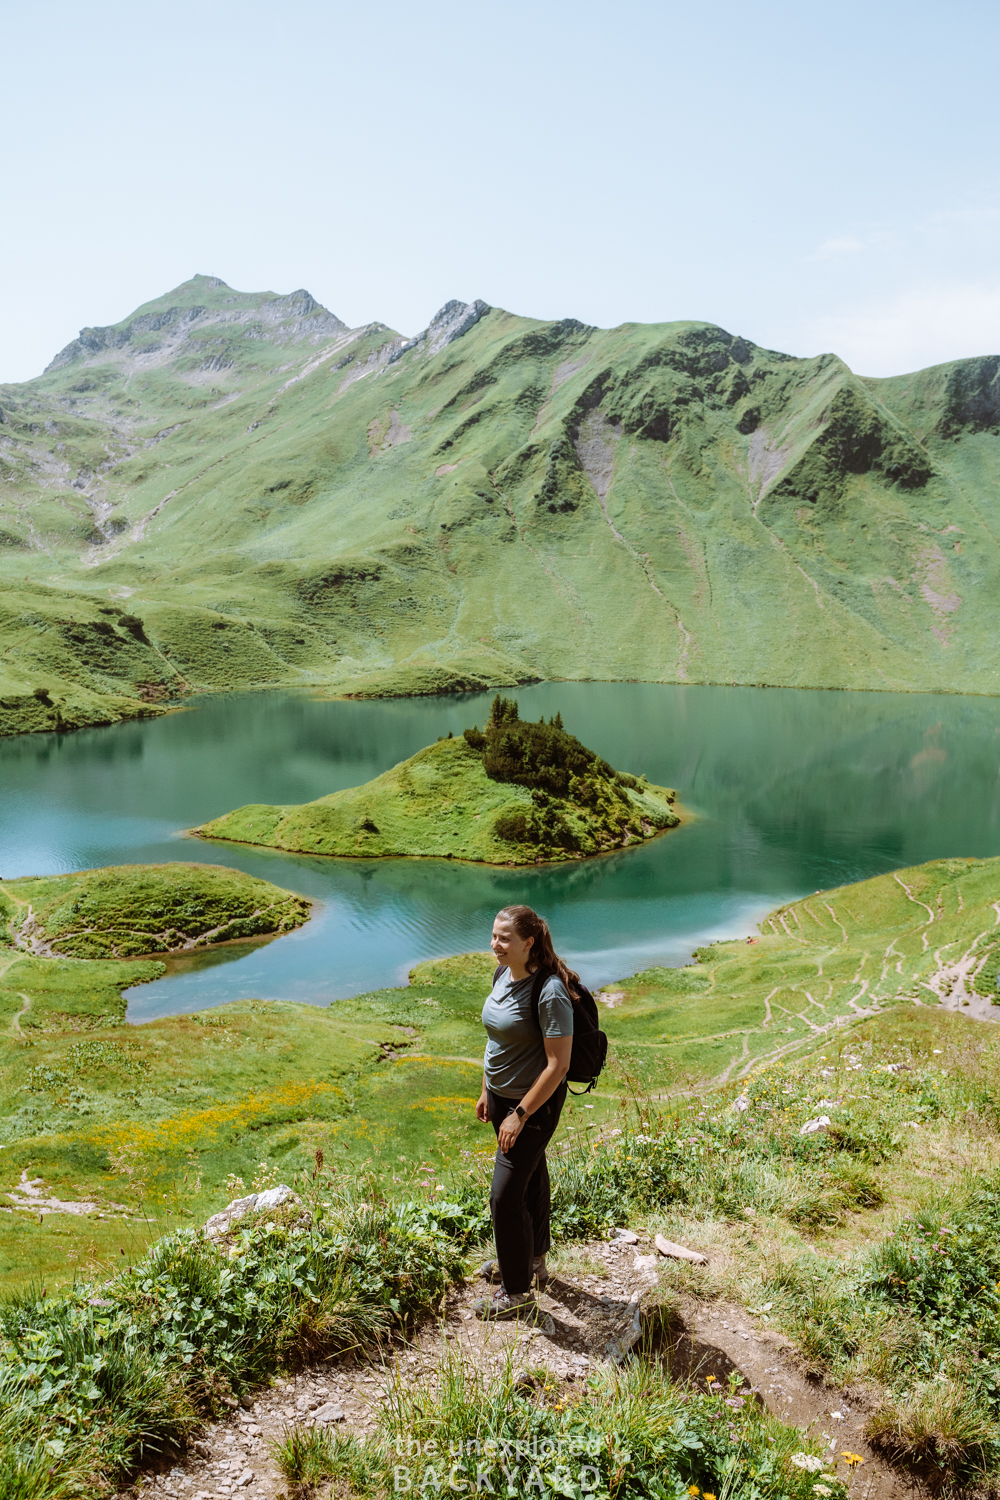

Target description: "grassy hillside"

left=2, top=276, right=1000, bottom=734
left=4, top=852, right=997, bottom=1293
left=9, top=859, right=1000, bottom=1487
left=194, top=698, right=679, bottom=862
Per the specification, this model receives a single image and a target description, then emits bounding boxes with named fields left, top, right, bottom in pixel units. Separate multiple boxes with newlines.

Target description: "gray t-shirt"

left=482, top=969, right=574, bottom=1098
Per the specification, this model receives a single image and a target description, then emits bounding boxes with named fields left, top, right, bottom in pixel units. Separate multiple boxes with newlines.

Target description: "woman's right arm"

left=476, top=1073, right=490, bottom=1122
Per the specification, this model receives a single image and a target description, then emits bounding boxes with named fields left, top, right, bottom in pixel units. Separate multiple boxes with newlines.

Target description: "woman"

left=473, top=904, right=576, bottom=1319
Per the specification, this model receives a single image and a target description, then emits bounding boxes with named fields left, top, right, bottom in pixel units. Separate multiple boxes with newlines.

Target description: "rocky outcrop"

left=203, top=1184, right=308, bottom=1241
left=388, top=298, right=491, bottom=364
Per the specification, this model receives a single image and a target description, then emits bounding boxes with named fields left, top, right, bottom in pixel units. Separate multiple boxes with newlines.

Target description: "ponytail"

left=495, top=905, right=581, bottom=999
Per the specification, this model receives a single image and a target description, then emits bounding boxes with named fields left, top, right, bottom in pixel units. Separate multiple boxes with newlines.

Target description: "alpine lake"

left=2, top=679, right=1000, bottom=1021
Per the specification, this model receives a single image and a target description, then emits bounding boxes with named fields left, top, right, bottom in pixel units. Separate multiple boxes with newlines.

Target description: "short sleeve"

left=537, top=976, right=574, bottom=1037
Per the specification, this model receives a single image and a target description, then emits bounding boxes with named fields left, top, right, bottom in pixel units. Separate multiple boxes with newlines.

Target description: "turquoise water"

left=1, top=682, right=999, bottom=1021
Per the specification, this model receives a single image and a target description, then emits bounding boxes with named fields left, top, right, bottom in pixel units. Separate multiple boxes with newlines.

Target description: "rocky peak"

left=426, top=298, right=491, bottom=354
left=387, top=298, right=491, bottom=366
left=42, top=279, right=348, bottom=374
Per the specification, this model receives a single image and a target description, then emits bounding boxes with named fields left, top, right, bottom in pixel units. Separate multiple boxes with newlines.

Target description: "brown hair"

left=495, top=905, right=581, bottom=999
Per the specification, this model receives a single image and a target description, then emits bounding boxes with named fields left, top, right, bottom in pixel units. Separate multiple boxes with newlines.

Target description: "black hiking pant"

left=487, top=1083, right=567, bottom=1295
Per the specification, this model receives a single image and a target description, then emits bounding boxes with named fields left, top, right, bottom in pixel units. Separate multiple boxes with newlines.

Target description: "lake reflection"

left=0, top=683, right=998, bottom=1019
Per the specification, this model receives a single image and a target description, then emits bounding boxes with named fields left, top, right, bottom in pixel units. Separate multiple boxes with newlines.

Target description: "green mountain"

left=194, top=698, right=679, bottom=863
left=2, top=273, right=999, bottom=736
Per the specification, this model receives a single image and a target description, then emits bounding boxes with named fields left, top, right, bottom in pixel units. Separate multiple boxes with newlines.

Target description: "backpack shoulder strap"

left=492, top=963, right=505, bottom=987
left=529, top=968, right=551, bottom=1030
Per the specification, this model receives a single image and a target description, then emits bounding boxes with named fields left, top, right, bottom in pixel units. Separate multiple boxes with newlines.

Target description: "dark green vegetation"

left=195, top=698, right=679, bottom=862
left=2, top=275, right=1000, bottom=737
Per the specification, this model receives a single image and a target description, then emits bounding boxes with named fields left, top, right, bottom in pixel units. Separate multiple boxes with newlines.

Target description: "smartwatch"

left=515, top=1104, right=527, bottom=1120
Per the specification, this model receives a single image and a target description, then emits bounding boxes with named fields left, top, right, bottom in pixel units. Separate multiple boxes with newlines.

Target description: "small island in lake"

left=193, top=697, right=680, bottom=864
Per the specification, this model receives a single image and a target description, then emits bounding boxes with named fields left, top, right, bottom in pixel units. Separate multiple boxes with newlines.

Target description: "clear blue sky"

left=3, top=0, right=997, bottom=381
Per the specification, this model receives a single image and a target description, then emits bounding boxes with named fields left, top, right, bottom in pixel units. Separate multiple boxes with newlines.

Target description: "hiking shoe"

left=472, top=1288, right=538, bottom=1320
left=478, top=1257, right=549, bottom=1289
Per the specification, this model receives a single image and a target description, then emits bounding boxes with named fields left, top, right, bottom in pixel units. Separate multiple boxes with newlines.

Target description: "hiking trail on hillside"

left=120, top=1230, right=909, bottom=1500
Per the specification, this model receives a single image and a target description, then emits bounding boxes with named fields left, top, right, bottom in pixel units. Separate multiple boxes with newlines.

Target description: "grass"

left=4, top=853, right=1000, bottom=1291
left=313, top=1349, right=852, bottom=1500
left=0, top=1181, right=466, bottom=1494
left=4, top=276, right=1000, bottom=740
left=0, top=1166, right=854, bottom=1498
left=600, top=853, right=1000, bottom=1088
left=1, top=862, right=310, bottom=960
left=193, top=701, right=678, bottom=864
left=270, top=1424, right=343, bottom=1496
left=8, top=857, right=1000, bottom=1484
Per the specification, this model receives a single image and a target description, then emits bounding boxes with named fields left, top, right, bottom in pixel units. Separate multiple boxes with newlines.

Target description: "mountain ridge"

left=1, top=274, right=999, bottom=737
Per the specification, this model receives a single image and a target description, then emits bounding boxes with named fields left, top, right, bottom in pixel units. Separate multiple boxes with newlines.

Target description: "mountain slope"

left=2, top=274, right=999, bottom=734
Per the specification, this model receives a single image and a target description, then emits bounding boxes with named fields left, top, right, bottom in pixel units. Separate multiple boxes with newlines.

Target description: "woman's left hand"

left=497, top=1111, right=524, bottom=1153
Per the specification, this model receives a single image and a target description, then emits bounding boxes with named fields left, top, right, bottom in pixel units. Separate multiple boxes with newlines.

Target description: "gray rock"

left=203, top=1184, right=305, bottom=1239
left=611, top=1228, right=638, bottom=1244
left=387, top=299, right=491, bottom=364
left=800, top=1115, right=832, bottom=1136
left=312, top=1403, right=346, bottom=1425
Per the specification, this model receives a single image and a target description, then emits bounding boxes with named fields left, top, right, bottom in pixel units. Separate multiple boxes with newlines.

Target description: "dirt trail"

left=11, top=992, right=29, bottom=1035
left=122, top=1234, right=907, bottom=1500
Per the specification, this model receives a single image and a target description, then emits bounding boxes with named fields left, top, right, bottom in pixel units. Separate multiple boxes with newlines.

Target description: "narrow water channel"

left=1, top=682, right=998, bottom=1019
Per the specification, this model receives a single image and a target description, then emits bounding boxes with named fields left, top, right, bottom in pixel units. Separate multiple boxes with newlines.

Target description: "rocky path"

left=120, top=1231, right=905, bottom=1500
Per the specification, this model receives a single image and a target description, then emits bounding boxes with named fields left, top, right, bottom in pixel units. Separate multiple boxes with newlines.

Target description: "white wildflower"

left=790, top=1454, right=826, bottom=1472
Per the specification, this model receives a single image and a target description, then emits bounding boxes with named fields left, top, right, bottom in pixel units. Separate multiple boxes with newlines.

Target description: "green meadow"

left=6, top=853, right=1000, bottom=1488
left=4, top=852, right=999, bottom=1294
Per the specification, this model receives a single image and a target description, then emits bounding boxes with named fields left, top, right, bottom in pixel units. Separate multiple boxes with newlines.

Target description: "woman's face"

left=491, top=916, right=534, bottom=972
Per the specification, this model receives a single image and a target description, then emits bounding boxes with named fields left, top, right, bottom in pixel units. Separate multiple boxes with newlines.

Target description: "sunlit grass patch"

left=270, top=1423, right=341, bottom=1496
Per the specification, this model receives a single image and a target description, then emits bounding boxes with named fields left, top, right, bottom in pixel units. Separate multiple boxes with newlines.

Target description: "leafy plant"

left=0, top=1190, right=463, bottom=1488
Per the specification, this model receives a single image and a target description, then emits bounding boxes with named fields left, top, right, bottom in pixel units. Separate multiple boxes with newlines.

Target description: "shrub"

left=493, top=807, right=528, bottom=843
left=478, top=697, right=612, bottom=799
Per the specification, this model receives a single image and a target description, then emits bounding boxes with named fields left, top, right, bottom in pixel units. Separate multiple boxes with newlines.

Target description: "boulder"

left=203, top=1184, right=307, bottom=1240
